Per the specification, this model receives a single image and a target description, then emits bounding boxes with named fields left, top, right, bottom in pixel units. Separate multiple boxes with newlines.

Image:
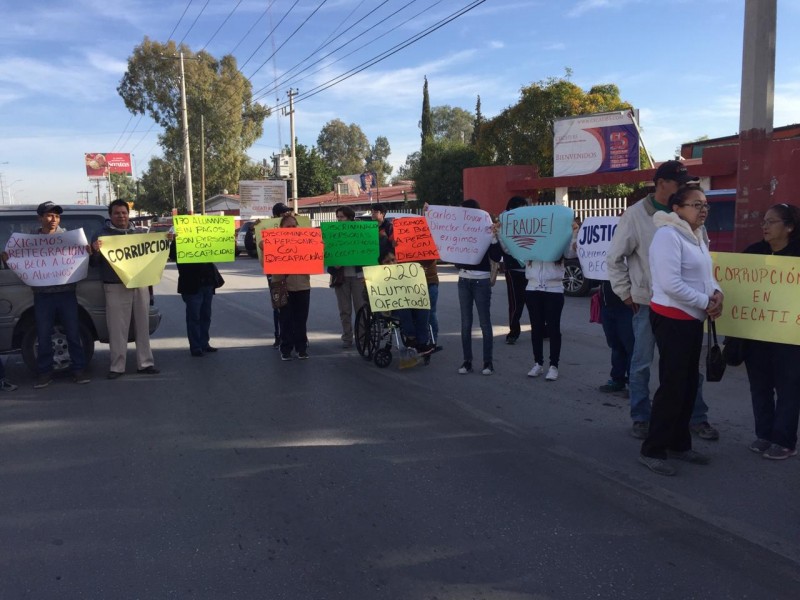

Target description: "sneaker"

left=631, top=421, right=649, bottom=439
left=749, top=439, right=772, bottom=453
left=72, top=370, right=90, bottom=384
left=638, top=454, right=676, bottom=476
left=668, top=449, right=710, bottom=465
left=342, top=341, right=353, bottom=349
left=281, top=353, right=293, bottom=361
left=481, top=362, right=494, bottom=375
left=272, top=338, right=281, bottom=349
left=137, top=366, right=160, bottom=375
left=690, top=421, right=720, bottom=441
left=0, top=379, right=18, bottom=392
left=202, top=346, right=218, bottom=353
left=107, top=371, right=123, bottom=380
left=34, top=374, right=52, bottom=389
left=505, top=334, right=518, bottom=345
left=763, top=444, right=798, bottom=460
left=545, top=366, right=559, bottom=381
left=527, top=364, right=544, bottom=378
left=298, top=352, right=309, bottom=360
left=417, top=343, right=435, bottom=356
left=457, top=361, right=473, bottom=374
left=599, top=380, right=625, bottom=393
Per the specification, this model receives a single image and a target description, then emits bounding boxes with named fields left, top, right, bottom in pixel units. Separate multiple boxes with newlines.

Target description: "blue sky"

left=1, top=0, right=799, bottom=205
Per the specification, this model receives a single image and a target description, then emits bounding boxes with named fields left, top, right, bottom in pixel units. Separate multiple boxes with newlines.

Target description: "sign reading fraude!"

left=261, top=228, right=324, bottom=275
left=499, top=205, right=574, bottom=262
left=320, top=220, right=378, bottom=266
left=99, top=233, right=171, bottom=288
left=363, top=263, right=430, bottom=311
left=173, top=215, right=236, bottom=263
left=425, top=205, right=493, bottom=265
left=393, top=216, right=440, bottom=263
left=4, top=230, right=90, bottom=286
left=576, top=216, right=620, bottom=281
left=711, top=252, right=800, bottom=345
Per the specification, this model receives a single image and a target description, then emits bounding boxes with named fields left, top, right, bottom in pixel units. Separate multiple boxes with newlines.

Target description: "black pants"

left=504, top=269, right=527, bottom=337
left=525, top=291, right=564, bottom=367
left=641, top=312, right=703, bottom=459
left=279, top=290, right=310, bottom=354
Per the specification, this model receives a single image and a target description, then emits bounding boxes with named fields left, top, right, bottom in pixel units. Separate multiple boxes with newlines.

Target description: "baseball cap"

left=653, top=160, right=699, bottom=185
left=37, top=201, right=63, bottom=216
left=272, top=202, right=291, bottom=217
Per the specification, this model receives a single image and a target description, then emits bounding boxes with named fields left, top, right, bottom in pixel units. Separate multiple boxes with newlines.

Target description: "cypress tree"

left=420, top=76, right=433, bottom=146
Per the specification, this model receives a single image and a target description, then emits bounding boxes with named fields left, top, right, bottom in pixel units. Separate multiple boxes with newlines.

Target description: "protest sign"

left=363, top=263, right=430, bottom=311
left=711, top=252, right=800, bottom=345
left=393, top=217, right=440, bottom=263
left=173, top=215, right=236, bottom=263
left=320, top=221, right=379, bottom=266
left=425, top=205, right=493, bottom=265
left=4, top=229, right=90, bottom=286
left=262, top=228, right=324, bottom=274
left=99, top=232, right=171, bottom=288
left=498, top=205, right=574, bottom=262
left=254, top=214, right=312, bottom=262
left=575, top=216, right=620, bottom=281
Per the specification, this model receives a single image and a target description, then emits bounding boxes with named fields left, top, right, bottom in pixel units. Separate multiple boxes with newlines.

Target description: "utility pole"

left=200, top=114, right=206, bottom=215
left=283, top=89, right=298, bottom=212
left=76, top=191, right=91, bottom=204
left=179, top=52, right=194, bottom=214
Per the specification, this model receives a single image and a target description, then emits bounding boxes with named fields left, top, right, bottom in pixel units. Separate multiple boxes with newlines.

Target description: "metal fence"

left=539, top=197, right=629, bottom=221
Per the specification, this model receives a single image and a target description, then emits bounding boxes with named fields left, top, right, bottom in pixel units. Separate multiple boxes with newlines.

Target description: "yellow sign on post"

left=99, top=233, right=171, bottom=288
left=363, top=263, right=430, bottom=311
left=712, top=251, right=800, bottom=345
left=173, top=215, right=235, bottom=263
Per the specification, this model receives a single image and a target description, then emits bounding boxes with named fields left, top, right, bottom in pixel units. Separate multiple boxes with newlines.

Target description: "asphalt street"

left=0, top=257, right=798, bottom=599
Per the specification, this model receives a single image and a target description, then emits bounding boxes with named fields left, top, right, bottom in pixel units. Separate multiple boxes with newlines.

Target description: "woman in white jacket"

left=524, top=231, right=578, bottom=381
left=639, top=187, right=723, bottom=476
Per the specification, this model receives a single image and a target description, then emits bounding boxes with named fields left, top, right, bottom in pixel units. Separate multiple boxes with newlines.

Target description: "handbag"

left=722, top=336, right=748, bottom=366
left=270, top=278, right=289, bottom=310
left=705, top=320, right=726, bottom=382
left=589, top=290, right=602, bottom=324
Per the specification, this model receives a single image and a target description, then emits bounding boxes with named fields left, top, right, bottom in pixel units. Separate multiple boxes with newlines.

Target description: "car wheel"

left=21, top=322, right=95, bottom=374
left=563, top=260, right=591, bottom=297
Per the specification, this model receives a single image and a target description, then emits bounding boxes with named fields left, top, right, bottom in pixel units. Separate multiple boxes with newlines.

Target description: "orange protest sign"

left=393, top=216, right=440, bottom=262
left=261, top=228, right=324, bottom=274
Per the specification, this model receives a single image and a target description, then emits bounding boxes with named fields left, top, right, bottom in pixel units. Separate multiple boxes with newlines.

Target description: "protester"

left=272, top=215, right=311, bottom=360
left=0, top=358, right=18, bottom=392
left=30, top=202, right=90, bottom=387
left=607, top=161, right=719, bottom=441
left=327, top=206, right=366, bottom=349
left=372, top=203, right=394, bottom=241
left=268, top=202, right=292, bottom=349
left=456, top=199, right=502, bottom=376
left=638, top=187, right=723, bottom=476
left=524, top=220, right=577, bottom=382
left=500, top=196, right=529, bottom=345
left=597, top=279, right=634, bottom=394
left=91, top=199, right=161, bottom=379
left=169, top=240, right=224, bottom=357
left=420, top=259, right=440, bottom=348
left=742, top=203, right=800, bottom=460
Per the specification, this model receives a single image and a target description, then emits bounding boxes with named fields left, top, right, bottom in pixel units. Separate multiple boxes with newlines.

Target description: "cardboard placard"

left=173, top=215, right=236, bottom=263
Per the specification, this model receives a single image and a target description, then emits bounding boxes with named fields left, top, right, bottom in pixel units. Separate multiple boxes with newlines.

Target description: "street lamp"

left=5, top=179, right=22, bottom=204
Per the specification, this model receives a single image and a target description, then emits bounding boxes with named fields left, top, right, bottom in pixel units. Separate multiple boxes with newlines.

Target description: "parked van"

left=0, top=204, right=162, bottom=373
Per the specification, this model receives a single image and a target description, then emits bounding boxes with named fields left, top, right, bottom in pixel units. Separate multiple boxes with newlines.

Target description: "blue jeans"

left=601, top=304, right=634, bottom=383
left=396, top=309, right=430, bottom=346
left=458, top=277, right=493, bottom=364
left=428, top=283, right=439, bottom=342
left=34, top=291, right=86, bottom=374
left=182, top=285, right=214, bottom=353
left=630, top=305, right=709, bottom=424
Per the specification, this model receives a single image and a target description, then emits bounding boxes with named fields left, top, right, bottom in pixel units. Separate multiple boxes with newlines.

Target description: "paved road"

left=1, top=258, right=798, bottom=599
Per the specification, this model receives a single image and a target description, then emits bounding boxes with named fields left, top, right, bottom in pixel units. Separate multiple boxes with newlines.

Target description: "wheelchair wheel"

left=354, top=305, right=373, bottom=360
left=374, top=348, right=392, bottom=368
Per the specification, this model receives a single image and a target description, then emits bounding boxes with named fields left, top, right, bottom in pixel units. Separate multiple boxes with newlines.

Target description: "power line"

left=199, top=0, right=245, bottom=52
left=239, top=0, right=301, bottom=74
left=111, top=113, right=135, bottom=152
left=118, top=115, right=146, bottom=151
left=167, top=0, right=194, bottom=41
left=178, top=0, right=211, bottom=46
left=227, top=0, right=277, bottom=56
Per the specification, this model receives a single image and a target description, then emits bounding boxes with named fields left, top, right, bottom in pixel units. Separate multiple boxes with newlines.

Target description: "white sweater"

left=524, top=236, right=578, bottom=293
left=648, top=212, right=721, bottom=320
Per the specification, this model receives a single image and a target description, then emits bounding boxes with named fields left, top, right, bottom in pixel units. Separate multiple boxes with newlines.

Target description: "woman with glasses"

left=742, top=203, right=800, bottom=460
left=638, top=187, right=723, bottom=476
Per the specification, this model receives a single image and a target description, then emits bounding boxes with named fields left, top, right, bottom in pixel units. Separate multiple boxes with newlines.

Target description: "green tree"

left=117, top=37, right=270, bottom=207
left=470, top=95, right=483, bottom=146
left=431, top=105, right=474, bottom=144
left=393, top=151, right=420, bottom=183
left=292, top=142, right=335, bottom=197
left=365, top=136, right=392, bottom=184
left=316, top=119, right=370, bottom=175
left=109, top=172, right=137, bottom=203
left=420, top=76, right=433, bottom=146
left=414, top=140, right=480, bottom=206
left=137, top=156, right=182, bottom=215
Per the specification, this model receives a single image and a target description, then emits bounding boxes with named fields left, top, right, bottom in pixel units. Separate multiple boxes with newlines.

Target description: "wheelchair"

left=354, top=304, right=433, bottom=369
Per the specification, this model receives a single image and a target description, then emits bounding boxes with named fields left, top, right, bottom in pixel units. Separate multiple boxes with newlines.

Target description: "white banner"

left=238, top=180, right=287, bottom=220
left=553, top=111, right=639, bottom=177
left=425, top=205, right=493, bottom=265
left=4, top=229, right=90, bottom=286
left=575, top=216, right=620, bottom=281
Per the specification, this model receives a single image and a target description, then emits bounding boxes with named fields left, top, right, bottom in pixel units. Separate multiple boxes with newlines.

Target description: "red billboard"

left=85, top=152, right=132, bottom=177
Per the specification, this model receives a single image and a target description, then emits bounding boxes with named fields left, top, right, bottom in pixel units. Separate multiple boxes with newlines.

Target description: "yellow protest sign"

left=363, top=263, right=430, bottom=311
left=99, top=233, right=171, bottom=288
left=173, top=215, right=235, bottom=263
left=254, top=214, right=311, bottom=262
left=712, top=251, right=800, bottom=345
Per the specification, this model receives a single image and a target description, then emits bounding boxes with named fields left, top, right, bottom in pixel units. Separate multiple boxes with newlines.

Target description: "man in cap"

left=607, top=161, right=720, bottom=441
left=32, top=202, right=90, bottom=387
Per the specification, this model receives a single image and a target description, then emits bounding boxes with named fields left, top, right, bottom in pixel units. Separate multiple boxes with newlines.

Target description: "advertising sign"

left=363, top=263, right=430, bottom=311
left=425, top=205, right=493, bottom=265
left=498, top=205, right=574, bottom=262
left=575, top=216, right=620, bottom=281
left=553, top=111, right=639, bottom=177
left=239, top=180, right=287, bottom=219
left=173, top=215, right=236, bottom=263
left=85, top=153, right=133, bottom=177
left=4, top=230, right=90, bottom=286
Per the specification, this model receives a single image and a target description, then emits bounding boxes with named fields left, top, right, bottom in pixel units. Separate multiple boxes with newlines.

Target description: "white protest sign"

left=576, top=216, right=619, bottom=281
left=4, top=229, right=90, bottom=286
left=425, top=205, right=493, bottom=265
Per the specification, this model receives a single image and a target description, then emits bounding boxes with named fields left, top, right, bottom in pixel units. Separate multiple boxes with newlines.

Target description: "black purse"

left=705, top=320, right=726, bottom=382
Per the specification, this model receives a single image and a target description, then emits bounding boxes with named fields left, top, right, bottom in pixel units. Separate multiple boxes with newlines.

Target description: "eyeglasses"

left=680, top=203, right=710, bottom=211
left=761, top=219, right=784, bottom=227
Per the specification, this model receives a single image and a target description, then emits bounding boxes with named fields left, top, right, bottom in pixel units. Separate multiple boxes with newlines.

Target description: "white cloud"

left=489, top=41, right=505, bottom=49
left=544, top=42, right=566, bottom=51
left=567, top=0, right=633, bottom=18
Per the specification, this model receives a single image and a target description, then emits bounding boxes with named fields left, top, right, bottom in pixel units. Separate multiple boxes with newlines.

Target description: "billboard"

left=553, top=111, right=639, bottom=177
left=238, top=180, right=287, bottom=219
left=85, top=153, right=133, bottom=177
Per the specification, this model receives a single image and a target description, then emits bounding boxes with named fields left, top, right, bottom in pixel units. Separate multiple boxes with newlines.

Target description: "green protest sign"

left=173, top=215, right=236, bottom=263
left=320, top=221, right=379, bottom=266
